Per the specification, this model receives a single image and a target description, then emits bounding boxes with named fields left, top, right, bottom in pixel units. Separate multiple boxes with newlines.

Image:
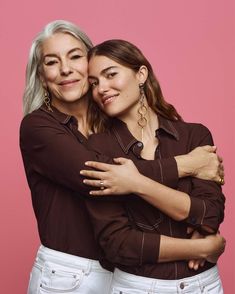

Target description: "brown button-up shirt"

left=85, top=116, right=225, bottom=279
left=20, top=106, right=178, bottom=260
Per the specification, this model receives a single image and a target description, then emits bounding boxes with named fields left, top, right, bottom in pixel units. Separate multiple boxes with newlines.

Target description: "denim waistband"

left=113, top=265, right=221, bottom=292
left=34, top=245, right=109, bottom=274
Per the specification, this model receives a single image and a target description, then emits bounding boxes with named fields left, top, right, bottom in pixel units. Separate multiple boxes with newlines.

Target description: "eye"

left=71, top=54, right=82, bottom=60
left=45, top=59, right=58, bottom=66
left=106, top=72, right=117, bottom=79
left=89, top=80, right=98, bottom=88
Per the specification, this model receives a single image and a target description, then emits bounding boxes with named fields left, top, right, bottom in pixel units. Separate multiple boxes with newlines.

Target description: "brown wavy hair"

left=88, top=39, right=182, bottom=121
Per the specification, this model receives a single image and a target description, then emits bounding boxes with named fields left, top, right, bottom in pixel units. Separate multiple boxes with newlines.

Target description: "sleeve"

left=135, top=158, right=178, bottom=189
left=20, top=113, right=113, bottom=195
left=85, top=197, right=160, bottom=266
left=185, top=124, right=225, bottom=232
left=20, top=112, right=178, bottom=197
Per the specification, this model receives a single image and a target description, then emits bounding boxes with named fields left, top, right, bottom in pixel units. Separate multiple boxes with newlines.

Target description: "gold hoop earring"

left=44, top=90, right=53, bottom=112
left=137, top=83, right=147, bottom=142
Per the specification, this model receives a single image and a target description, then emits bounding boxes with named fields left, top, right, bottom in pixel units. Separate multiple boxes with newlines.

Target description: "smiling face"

left=40, top=32, right=89, bottom=108
left=88, top=55, right=147, bottom=121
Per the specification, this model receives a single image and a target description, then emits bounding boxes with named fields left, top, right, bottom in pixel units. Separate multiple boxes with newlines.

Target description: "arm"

left=82, top=126, right=225, bottom=232
left=85, top=197, right=225, bottom=266
left=20, top=111, right=222, bottom=197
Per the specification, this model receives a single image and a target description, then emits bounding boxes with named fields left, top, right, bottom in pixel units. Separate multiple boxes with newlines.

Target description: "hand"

left=175, top=146, right=224, bottom=183
left=188, top=228, right=206, bottom=270
left=204, top=233, right=226, bottom=263
left=80, top=157, right=141, bottom=195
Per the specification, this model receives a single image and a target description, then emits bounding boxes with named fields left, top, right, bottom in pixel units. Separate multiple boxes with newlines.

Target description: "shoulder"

left=173, top=120, right=212, bottom=138
left=172, top=120, right=214, bottom=147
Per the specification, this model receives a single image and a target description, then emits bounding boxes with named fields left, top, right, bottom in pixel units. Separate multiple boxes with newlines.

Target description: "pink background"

left=1, top=0, right=234, bottom=292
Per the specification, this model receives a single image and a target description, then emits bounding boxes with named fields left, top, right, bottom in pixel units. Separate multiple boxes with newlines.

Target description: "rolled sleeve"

left=185, top=124, right=225, bottom=232
left=85, top=198, right=160, bottom=266
left=186, top=179, right=225, bottom=232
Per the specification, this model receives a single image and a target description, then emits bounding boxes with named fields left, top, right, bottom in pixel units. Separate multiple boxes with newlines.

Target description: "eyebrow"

left=43, top=47, right=85, bottom=59
left=88, top=66, right=118, bottom=79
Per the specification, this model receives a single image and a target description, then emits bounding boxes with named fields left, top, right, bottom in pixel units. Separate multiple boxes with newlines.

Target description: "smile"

left=102, top=94, right=119, bottom=105
left=59, top=79, right=80, bottom=87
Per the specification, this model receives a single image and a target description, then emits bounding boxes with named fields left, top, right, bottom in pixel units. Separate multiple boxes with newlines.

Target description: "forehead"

left=41, top=32, right=86, bottom=55
left=89, top=55, right=124, bottom=73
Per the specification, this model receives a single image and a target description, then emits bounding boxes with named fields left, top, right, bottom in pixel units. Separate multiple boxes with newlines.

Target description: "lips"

left=59, top=79, right=79, bottom=86
left=102, top=94, right=119, bottom=105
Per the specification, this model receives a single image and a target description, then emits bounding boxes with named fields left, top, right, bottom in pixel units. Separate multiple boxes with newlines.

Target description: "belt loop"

left=84, top=259, right=92, bottom=275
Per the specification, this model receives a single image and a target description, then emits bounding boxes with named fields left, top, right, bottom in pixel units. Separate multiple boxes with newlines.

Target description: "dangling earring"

left=44, top=90, right=53, bottom=112
left=137, top=83, right=147, bottom=142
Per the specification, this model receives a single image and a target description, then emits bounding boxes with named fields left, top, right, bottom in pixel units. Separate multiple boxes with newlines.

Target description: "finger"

left=83, top=179, right=108, bottom=188
left=193, top=262, right=199, bottom=271
left=200, top=260, right=205, bottom=267
left=219, top=163, right=224, bottom=171
left=84, top=161, right=112, bottom=171
left=218, top=156, right=223, bottom=163
left=188, top=260, right=194, bottom=269
left=187, top=227, right=194, bottom=234
left=89, top=188, right=113, bottom=196
left=80, top=169, right=106, bottom=179
left=113, top=157, right=128, bottom=165
left=202, top=145, right=216, bottom=152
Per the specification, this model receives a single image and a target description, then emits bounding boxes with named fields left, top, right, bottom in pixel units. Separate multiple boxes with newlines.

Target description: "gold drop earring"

left=137, top=83, right=147, bottom=142
left=44, top=89, right=53, bottom=112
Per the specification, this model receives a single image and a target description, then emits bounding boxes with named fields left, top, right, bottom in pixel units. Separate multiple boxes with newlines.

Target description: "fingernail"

left=89, top=191, right=93, bottom=195
left=85, top=162, right=90, bottom=166
left=80, top=171, right=84, bottom=174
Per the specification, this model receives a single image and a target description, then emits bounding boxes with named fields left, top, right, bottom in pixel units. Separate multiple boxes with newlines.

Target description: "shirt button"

left=137, top=142, right=143, bottom=148
left=180, top=282, right=185, bottom=289
left=190, top=217, right=196, bottom=224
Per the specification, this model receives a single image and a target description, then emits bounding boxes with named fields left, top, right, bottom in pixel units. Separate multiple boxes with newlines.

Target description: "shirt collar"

left=111, top=115, right=179, bottom=154
left=157, top=115, right=179, bottom=141
left=40, top=104, right=73, bottom=125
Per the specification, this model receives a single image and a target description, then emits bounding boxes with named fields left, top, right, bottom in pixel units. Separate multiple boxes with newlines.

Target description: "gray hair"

left=23, top=20, right=93, bottom=116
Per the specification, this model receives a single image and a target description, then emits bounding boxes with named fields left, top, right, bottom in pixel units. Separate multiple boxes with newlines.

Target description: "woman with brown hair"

left=80, top=39, right=226, bottom=293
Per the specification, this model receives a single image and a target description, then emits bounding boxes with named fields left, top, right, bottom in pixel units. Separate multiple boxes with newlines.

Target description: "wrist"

left=175, top=155, right=195, bottom=178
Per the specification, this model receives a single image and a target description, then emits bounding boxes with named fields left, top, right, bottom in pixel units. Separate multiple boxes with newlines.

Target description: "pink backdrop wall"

left=1, top=0, right=234, bottom=292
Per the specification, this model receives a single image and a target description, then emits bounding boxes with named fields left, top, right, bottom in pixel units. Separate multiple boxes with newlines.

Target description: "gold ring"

left=100, top=180, right=105, bottom=190
left=218, top=177, right=225, bottom=186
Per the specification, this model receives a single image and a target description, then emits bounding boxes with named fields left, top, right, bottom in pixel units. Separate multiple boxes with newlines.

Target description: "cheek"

left=43, top=68, right=58, bottom=83
left=76, top=60, right=88, bottom=76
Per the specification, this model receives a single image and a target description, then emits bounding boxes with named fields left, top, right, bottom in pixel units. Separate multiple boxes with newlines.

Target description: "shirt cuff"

left=186, top=197, right=205, bottom=227
left=141, top=232, right=160, bottom=264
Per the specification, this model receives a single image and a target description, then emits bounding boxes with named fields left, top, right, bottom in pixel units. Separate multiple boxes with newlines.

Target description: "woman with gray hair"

left=20, top=20, right=224, bottom=293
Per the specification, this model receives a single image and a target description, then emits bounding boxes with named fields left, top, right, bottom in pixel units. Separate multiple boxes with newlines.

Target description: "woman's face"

left=88, top=55, right=146, bottom=120
left=40, top=32, right=89, bottom=106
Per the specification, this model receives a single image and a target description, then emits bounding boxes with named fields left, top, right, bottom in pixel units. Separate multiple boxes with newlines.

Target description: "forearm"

left=159, top=235, right=207, bottom=262
left=134, top=174, right=190, bottom=221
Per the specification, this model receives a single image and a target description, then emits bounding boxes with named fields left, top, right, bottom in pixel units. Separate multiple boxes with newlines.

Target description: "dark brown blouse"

left=20, top=106, right=178, bottom=260
left=85, top=116, right=225, bottom=279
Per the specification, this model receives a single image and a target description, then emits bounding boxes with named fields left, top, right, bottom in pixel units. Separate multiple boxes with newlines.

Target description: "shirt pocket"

left=39, top=261, right=84, bottom=293
left=125, top=198, right=163, bottom=232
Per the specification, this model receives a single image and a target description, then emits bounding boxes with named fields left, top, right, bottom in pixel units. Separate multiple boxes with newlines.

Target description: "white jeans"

left=111, top=266, right=223, bottom=294
left=27, top=245, right=113, bottom=294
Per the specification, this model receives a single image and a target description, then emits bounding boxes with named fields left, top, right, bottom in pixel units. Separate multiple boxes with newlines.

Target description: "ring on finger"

left=218, top=177, right=225, bottom=186
left=99, top=180, right=105, bottom=190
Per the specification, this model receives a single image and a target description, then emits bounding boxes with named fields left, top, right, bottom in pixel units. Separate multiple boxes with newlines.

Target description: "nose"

left=60, top=60, right=72, bottom=76
left=97, top=79, right=109, bottom=94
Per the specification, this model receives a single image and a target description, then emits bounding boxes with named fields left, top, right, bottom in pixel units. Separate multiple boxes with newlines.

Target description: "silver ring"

left=100, top=180, right=105, bottom=190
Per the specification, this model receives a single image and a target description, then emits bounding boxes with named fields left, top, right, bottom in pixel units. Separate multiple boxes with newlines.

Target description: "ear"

left=136, top=65, right=148, bottom=84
